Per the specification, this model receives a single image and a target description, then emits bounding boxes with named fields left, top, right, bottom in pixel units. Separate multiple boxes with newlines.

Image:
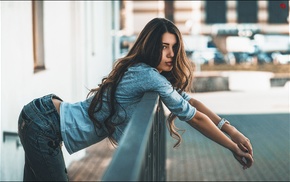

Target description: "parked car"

left=256, top=52, right=273, bottom=64
left=213, top=51, right=226, bottom=64
left=232, top=52, right=253, bottom=64
left=271, top=52, right=290, bottom=64
left=190, top=48, right=226, bottom=65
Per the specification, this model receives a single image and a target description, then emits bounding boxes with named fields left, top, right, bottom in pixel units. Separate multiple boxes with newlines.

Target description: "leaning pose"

left=18, top=18, right=253, bottom=181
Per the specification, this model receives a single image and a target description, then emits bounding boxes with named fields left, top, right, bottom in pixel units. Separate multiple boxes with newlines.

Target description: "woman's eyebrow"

left=162, top=42, right=176, bottom=46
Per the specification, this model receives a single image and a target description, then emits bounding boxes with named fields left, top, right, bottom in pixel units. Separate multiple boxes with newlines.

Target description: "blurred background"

left=1, top=1, right=289, bottom=181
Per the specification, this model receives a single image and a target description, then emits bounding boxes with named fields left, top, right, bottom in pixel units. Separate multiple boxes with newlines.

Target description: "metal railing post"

left=102, top=92, right=166, bottom=181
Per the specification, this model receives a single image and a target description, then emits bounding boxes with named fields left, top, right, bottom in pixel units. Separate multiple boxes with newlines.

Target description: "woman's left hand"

left=230, top=130, right=253, bottom=157
left=231, top=144, right=254, bottom=170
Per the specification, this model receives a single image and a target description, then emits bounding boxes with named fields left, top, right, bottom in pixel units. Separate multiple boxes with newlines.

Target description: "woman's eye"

left=162, top=45, right=167, bottom=49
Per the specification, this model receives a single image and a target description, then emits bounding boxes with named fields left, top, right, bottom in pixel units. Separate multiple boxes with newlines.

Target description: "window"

left=205, top=0, right=226, bottom=24
left=268, top=0, right=289, bottom=24
left=237, top=0, right=258, bottom=23
left=165, top=1, right=174, bottom=22
left=32, top=1, right=45, bottom=73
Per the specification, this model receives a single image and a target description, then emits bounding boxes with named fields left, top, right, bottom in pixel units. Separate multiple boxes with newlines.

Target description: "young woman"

left=18, top=18, right=253, bottom=181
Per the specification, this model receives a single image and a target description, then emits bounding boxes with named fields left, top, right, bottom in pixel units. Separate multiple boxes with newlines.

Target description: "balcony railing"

left=102, top=92, right=166, bottom=181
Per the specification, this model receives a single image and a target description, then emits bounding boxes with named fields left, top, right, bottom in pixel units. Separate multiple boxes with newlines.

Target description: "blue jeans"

left=18, top=94, right=68, bottom=181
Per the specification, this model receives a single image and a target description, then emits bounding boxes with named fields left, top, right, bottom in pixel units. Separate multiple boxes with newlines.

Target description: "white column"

left=124, top=1, right=134, bottom=35
left=191, top=1, right=202, bottom=35
left=257, top=1, right=268, bottom=24
left=226, top=0, right=237, bottom=24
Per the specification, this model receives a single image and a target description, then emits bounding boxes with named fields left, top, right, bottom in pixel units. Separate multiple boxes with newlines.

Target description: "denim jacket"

left=60, top=63, right=196, bottom=154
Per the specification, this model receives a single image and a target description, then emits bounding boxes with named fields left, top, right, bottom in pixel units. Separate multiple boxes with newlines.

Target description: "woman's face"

left=156, top=32, right=177, bottom=73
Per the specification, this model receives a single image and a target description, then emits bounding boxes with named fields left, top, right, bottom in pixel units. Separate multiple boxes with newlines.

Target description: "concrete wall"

left=271, top=76, right=290, bottom=87
left=192, top=71, right=276, bottom=92
left=1, top=1, right=115, bottom=180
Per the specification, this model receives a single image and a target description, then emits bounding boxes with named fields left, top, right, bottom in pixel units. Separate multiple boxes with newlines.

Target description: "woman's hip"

left=18, top=94, right=63, bottom=144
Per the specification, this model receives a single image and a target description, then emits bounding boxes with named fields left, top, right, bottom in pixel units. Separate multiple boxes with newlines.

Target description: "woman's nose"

left=168, top=48, right=174, bottom=57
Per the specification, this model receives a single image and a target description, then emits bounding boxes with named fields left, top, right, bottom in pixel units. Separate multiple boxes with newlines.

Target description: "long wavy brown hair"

left=87, top=18, right=193, bottom=148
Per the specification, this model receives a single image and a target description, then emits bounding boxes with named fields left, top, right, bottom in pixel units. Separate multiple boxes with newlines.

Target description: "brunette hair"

left=87, top=18, right=193, bottom=147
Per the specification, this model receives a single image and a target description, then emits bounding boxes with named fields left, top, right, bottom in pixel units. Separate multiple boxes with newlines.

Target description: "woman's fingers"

left=239, top=139, right=254, bottom=157
left=233, top=150, right=254, bottom=170
left=244, top=153, right=254, bottom=168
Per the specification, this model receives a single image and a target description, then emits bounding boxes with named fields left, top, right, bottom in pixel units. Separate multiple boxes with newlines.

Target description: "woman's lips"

left=166, top=62, right=172, bottom=66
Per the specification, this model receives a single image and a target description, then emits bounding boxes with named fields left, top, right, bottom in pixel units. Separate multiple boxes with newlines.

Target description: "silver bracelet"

left=217, top=118, right=230, bottom=130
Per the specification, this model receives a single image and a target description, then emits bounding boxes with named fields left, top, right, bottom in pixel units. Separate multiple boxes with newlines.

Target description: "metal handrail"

left=102, top=92, right=166, bottom=181
left=3, top=131, right=22, bottom=148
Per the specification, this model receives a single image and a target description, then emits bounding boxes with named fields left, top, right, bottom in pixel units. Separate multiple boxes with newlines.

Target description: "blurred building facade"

left=120, top=0, right=289, bottom=35
left=1, top=1, right=120, bottom=180
left=119, top=1, right=289, bottom=65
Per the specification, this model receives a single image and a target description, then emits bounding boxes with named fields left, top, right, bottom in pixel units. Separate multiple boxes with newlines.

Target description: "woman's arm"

left=187, top=110, right=254, bottom=169
left=188, top=98, right=223, bottom=125
left=188, top=98, right=253, bottom=156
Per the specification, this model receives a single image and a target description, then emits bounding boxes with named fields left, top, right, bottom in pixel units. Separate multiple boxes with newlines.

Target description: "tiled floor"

left=67, top=139, right=116, bottom=181
left=68, top=113, right=289, bottom=181
left=166, top=113, right=289, bottom=181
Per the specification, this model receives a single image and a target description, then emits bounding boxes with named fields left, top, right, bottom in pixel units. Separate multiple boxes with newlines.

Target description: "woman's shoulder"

left=129, top=63, right=165, bottom=80
left=130, top=62, right=158, bottom=72
left=125, top=63, right=171, bottom=91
